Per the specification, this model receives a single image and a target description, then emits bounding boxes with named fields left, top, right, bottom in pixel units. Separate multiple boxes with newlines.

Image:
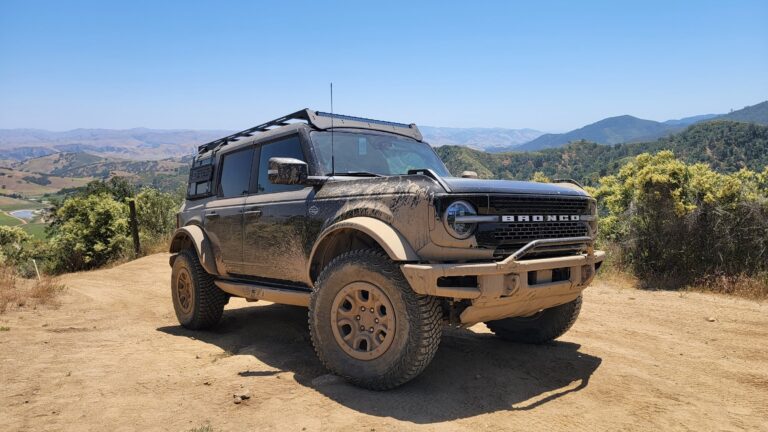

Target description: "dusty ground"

left=1, top=254, right=767, bottom=432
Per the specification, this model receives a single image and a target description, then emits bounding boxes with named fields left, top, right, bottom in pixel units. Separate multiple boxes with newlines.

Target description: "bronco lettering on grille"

left=501, top=215, right=581, bottom=222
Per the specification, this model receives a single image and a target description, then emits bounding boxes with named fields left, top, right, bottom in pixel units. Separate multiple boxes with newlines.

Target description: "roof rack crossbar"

left=198, top=109, right=312, bottom=152
left=197, top=108, right=422, bottom=153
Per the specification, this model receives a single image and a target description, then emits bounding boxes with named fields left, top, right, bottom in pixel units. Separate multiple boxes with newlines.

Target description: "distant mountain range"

left=0, top=101, right=765, bottom=162
left=0, top=128, right=229, bottom=161
left=419, top=126, right=544, bottom=152
left=516, top=101, right=767, bottom=151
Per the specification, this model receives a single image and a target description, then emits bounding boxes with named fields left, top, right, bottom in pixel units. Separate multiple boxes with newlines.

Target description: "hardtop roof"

left=197, top=108, right=423, bottom=154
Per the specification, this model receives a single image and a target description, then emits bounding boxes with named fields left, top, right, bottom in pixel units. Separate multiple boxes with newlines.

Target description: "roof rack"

left=197, top=108, right=422, bottom=153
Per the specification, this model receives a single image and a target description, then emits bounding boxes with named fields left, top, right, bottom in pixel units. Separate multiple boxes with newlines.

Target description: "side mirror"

left=268, top=157, right=308, bottom=185
left=461, top=170, right=478, bottom=179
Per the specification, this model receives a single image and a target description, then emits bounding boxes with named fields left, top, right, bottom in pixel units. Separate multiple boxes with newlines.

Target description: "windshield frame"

left=310, top=129, right=451, bottom=178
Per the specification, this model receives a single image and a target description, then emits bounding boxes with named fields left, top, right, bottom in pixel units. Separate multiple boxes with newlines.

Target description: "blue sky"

left=1, top=1, right=766, bottom=132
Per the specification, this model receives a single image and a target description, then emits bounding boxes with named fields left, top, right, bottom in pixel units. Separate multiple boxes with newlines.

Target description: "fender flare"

left=168, top=225, right=220, bottom=276
left=308, top=217, right=420, bottom=281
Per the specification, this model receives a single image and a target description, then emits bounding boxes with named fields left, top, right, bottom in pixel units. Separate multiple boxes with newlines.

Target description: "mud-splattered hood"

left=441, top=177, right=588, bottom=196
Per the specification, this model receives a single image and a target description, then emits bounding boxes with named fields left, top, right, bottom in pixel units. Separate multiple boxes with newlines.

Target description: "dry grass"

left=687, top=273, right=768, bottom=300
left=0, top=265, right=66, bottom=313
left=30, top=276, right=67, bottom=306
left=0, top=265, right=20, bottom=313
left=141, top=234, right=171, bottom=255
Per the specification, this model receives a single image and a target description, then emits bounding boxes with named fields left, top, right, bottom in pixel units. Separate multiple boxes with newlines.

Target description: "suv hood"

left=441, top=177, right=588, bottom=196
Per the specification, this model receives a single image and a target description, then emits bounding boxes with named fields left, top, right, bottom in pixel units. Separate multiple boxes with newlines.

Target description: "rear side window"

left=219, top=147, right=254, bottom=198
left=257, top=136, right=305, bottom=194
left=187, top=156, right=213, bottom=198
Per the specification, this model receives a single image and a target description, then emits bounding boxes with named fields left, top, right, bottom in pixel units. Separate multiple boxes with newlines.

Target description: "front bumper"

left=401, top=237, right=605, bottom=325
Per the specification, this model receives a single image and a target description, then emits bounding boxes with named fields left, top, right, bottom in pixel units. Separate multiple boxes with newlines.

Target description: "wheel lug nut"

left=369, top=327, right=374, bottom=333
left=356, top=315, right=361, bottom=320
left=361, top=306, right=366, bottom=311
left=360, top=325, right=365, bottom=331
left=375, top=318, right=379, bottom=323
left=370, top=308, right=374, bottom=312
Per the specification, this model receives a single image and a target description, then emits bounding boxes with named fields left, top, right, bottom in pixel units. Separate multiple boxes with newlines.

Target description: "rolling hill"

left=516, top=115, right=678, bottom=151
left=0, top=166, right=92, bottom=196
left=10, top=152, right=190, bottom=193
left=515, top=100, right=766, bottom=152
left=435, top=121, right=768, bottom=185
left=715, top=100, right=768, bottom=125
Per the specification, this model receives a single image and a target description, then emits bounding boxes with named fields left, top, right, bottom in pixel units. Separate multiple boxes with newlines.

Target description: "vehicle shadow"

left=158, top=303, right=602, bottom=423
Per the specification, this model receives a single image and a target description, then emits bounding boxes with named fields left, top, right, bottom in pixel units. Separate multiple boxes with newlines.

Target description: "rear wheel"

left=171, top=249, right=228, bottom=330
left=485, top=296, right=582, bottom=344
left=309, top=249, right=442, bottom=390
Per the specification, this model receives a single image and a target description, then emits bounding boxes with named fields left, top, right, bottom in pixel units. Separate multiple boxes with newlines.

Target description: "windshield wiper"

left=341, top=171, right=384, bottom=177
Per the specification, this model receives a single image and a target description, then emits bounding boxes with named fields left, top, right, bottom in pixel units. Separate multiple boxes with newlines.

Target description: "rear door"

left=242, top=135, right=312, bottom=283
left=203, top=146, right=255, bottom=275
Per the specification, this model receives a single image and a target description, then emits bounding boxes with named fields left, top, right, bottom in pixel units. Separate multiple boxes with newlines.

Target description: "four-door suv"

left=169, top=109, right=605, bottom=389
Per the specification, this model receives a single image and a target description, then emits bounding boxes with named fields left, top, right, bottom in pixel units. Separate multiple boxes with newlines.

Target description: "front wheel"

left=485, top=296, right=582, bottom=344
left=309, top=249, right=442, bottom=390
left=171, top=249, right=228, bottom=330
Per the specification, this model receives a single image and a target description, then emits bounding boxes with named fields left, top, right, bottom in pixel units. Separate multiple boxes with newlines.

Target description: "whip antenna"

left=330, top=82, right=335, bottom=176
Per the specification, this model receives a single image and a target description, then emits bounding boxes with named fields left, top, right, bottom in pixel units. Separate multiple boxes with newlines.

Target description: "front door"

left=242, top=135, right=311, bottom=284
left=203, top=146, right=255, bottom=275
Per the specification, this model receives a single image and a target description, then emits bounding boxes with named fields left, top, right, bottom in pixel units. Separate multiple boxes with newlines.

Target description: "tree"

left=47, top=193, right=130, bottom=272
left=135, top=187, right=180, bottom=238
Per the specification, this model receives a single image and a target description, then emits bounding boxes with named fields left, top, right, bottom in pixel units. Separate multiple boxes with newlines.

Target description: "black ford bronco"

left=169, top=109, right=605, bottom=389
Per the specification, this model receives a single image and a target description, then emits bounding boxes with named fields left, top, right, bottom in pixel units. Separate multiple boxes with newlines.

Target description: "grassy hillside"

left=13, top=153, right=189, bottom=193
left=436, top=121, right=768, bottom=185
left=0, top=167, right=92, bottom=196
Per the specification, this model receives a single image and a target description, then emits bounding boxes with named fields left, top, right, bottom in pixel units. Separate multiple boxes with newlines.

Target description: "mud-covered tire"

left=171, top=249, right=228, bottom=330
left=309, top=249, right=442, bottom=390
left=485, top=296, right=582, bottom=344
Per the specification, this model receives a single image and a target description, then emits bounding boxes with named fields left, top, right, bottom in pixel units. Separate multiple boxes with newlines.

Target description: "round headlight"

left=443, top=200, right=477, bottom=239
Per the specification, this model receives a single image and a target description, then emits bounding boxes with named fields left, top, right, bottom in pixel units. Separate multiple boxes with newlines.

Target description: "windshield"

left=311, top=131, right=451, bottom=177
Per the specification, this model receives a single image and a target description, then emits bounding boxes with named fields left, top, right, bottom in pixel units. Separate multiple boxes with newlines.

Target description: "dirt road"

left=1, top=254, right=767, bottom=431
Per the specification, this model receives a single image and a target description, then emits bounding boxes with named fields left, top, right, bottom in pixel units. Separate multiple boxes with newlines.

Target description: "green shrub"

left=47, top=193, right=130, bottom=272
left=135, top=187, right=179, bottom=238
left=594, top=151, right=768, bottom=288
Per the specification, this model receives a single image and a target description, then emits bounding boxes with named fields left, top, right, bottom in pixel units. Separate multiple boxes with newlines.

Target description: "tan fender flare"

left=308, top=217, right=420, bottom=282
left=168, top=225, right=220, bottom=276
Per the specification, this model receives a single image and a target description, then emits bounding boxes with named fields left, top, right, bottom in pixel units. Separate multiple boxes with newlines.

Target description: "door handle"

left=205, top=212, right=219, bottom=220
left=243, top=207, right=262, bottom=216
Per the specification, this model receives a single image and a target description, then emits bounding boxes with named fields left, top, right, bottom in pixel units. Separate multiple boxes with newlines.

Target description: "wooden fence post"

left=128, top=200, right=140, bottom=257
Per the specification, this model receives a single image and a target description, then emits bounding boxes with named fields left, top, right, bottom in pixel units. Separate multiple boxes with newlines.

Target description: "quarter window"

left=257, top=136, right=306, bottom=194
left=218, top=147, right=254, bottom=198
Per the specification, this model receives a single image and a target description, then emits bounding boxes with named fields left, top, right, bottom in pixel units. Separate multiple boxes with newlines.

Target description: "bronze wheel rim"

left=330, top=281, right=396, bottom=361
left=176, top=269, right=193, bottom=314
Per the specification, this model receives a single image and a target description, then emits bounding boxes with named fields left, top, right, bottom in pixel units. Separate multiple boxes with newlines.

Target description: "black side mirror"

left=268, top=157, right=308, bottom=185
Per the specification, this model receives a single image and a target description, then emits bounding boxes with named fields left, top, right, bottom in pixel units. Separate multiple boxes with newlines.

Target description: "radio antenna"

left=330, top=82, right=335, bottom=176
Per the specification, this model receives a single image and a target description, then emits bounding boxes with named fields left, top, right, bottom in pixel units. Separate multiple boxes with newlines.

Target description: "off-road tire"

left=171, top=249, right=228, bottom=330
left=309, top=249, right=442, bottom=390
left=485, top=296, right=582, bottom=344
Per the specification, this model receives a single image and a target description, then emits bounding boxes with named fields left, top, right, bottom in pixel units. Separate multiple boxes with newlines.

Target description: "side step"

left=214, top=280, right=310, bottom=307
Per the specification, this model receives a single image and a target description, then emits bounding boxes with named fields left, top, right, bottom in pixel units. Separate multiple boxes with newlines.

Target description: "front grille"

left=476, top=195, right=593, bottom=258
left=487, top=195, right=590, bottom=215
left=489, top=221, right=588, bottom=243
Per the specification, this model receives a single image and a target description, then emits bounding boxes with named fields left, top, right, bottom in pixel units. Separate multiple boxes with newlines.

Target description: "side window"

left=218, top=147, right=254, bottom=198
left=257, top=136, right=306, bottom=194
left=187, top=156, right=213, bottom=198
